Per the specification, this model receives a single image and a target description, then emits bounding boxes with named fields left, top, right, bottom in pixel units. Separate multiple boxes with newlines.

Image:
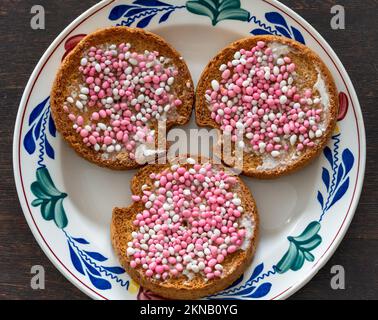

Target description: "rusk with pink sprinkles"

left=51, top=27, right=194, bottom=170
left=196, top=35, right=338, bottom=178
left=111, top=156, right=259, bottom=299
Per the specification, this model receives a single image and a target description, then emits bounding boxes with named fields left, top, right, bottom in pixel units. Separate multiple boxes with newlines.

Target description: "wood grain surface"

left=0, top=0, right=377, bottom=300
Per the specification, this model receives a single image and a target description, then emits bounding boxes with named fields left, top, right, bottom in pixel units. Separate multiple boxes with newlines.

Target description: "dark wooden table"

left=0, top=0, right=377, bottom=300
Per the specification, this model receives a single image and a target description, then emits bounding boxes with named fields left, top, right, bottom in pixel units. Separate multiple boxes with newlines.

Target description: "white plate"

left=13, top=0, right=366, bottom=300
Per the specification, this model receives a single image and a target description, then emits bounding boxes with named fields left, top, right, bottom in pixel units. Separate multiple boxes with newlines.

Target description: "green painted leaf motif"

left=36, top=167, right=63, bottom=197
left=42, top=200, right=56, bottom=221
left=217, top=8, right=249, bottom=22
left=31, top=198, right=45, bottom=207
left=31, top=167, right=68, bottom=229
left=31, top=182, right=52, bottom=200
left=299, top=235, right=322, bottom=251
left=186, top=1, right=215, bottom=20
left=290, top=221, right=321, bottom=244
left=200, top=0, right=217, bottom=10
left=219, top=0, right=241, bottom=11
left=291, top=249, right=305, bottom=271
left=276, top=241, right=298, bottom=273
left=186, top=0, right=249, bottom=25
left=303, top=251, right=315, bottom=262
left=276, top=221, right=322, bottom=274
left=54, top=198, right=68, bottom=229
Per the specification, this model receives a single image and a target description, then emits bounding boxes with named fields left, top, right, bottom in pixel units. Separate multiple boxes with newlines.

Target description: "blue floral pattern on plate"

left=65, top=231, right=128, bottom=290
left=109, top=0, right=186, bottom=27
left=108, top=0, right=305, bottom=45
left=250, top=11, right=305, bottom=44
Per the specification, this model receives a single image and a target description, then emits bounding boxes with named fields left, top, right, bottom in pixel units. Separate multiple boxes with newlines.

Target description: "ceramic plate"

left=13, top=0, right=365, bottom=300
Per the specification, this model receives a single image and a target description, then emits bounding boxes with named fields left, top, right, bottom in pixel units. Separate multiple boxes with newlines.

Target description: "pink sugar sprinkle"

left=91, top=112, right=99, bottom=120
left=76, top=116, right=83, bottom=126
left=104, top=136, right=112, bottom=145
left=86, top=77, right=94, bottom=84
left=80, top=129, right=88, bottom=137
left=88, top=136, right=97, bottom=145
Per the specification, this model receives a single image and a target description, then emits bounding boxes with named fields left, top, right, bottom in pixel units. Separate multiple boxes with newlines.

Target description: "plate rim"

left=13, top=0, right=366, bottom=300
